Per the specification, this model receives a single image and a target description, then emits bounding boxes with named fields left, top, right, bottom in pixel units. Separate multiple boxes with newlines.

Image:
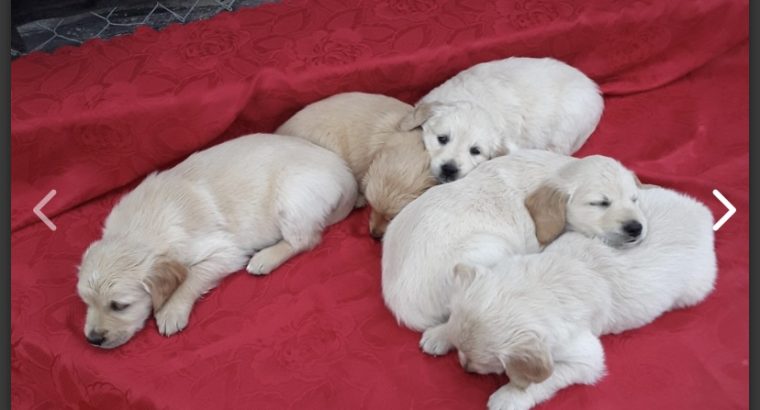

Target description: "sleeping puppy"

left=420, top=187, right=716, bottom=410
left=276, top=92, right=436, bottom=238
left=400, top=57, right=603, bottom=182
left=382, top=150, right=645, bottom=332
left=76, top=134, right=356, bottom=349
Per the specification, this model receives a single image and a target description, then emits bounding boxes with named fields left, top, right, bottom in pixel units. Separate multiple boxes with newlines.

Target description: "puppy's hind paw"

left=155, top=304, right=191, bottom=337
left=420, top=325, right=452, bottom=356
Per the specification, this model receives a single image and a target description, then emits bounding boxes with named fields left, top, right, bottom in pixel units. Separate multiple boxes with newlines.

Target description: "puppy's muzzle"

left=622, top=220, right=643, bottom=239
left=438, top=162, right=459, bottom=182
left=86, top=330, right=107, bottom=347
left=370, top=226, right=385, bottom=240
left=369, top=211, right=389, bottom=240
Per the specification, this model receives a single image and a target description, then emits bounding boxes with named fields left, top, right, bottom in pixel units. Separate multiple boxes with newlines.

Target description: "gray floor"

left=12, top=0, right=277, bottom=58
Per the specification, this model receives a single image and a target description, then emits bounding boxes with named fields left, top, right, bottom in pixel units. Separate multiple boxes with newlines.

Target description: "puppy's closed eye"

left=588, top=199, right=611, bottom=207
left=110, top=301, right=130, bottom=312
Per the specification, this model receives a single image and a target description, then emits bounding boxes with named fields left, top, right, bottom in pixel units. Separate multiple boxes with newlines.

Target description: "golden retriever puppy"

left=401, top=57, right=603, bottom=182
left=420, top=187, right=716, bottom=410
left=76, top=134, right=356, bottom=349
left=276, top=92, right=436, bottom=238
left=382, top=150, right=647, bottom=331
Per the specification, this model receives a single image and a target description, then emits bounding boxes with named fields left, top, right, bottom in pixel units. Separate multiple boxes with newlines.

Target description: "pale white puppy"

left=420, top=187, right=716, bottom=410
left=400, top=57, right=603, bottom=182
left=382, top=150, right=646, bottom=332
left=76, top=134, right=356, bottom=349
left=276, top=92, right=435, bottom=238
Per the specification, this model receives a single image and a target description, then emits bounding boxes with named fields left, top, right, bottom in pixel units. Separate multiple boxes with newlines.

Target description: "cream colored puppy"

left=401, top=57, right=603, bottom=182
left=421, top=187, right=716, bottom=410
left=382, top=150, right=646, bottom=331
left=277, top=92, right=436, bottom=238
left=76, top=134, right=356, bottom=349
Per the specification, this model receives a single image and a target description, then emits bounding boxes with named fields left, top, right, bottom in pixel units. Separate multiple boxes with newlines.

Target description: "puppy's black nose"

left=623, top=220, right=643, bottom=238
left=86, top=331, right=106, bottom=346
left=440, top=162, right=459, bottom=180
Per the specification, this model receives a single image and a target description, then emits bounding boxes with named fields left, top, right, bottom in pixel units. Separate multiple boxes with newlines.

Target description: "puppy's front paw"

left=420, top=325, right=452, bottom=356
left=487, top=386, right=534, bottom=410
left=246, top=251, right=280, bottom=275
left=155, top=304, right=191, bottom=336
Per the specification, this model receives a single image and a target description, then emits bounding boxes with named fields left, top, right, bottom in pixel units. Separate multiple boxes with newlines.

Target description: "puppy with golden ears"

left=277, top=92, right=437, bottom=239
left=382, top=150, right=647, bottom=332
left=420, top=187, right=716, bottom=410
left=526, top=155, right=647, bottom=249
left=77, top=134, right=356, bottom=349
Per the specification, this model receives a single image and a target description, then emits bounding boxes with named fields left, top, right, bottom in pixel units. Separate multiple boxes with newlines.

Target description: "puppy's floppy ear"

left=143, top=257, right=187, bottom=312
left=525, top=184, right=569, bottom=246
left=399, top=102, right=437, bottom=131
left=492, top=144, right=511, bottom=158
left=503, top=333, right=554, bottom=389
left=453, top=263, right=477, bottom=288
left=492, top=141, right=518, bottom=159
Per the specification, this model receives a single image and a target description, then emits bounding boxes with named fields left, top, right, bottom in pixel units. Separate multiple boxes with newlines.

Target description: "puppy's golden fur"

left=277, top=92, right=436, bottom=238
left=76, top=134, right=357, bottom=349
left=524, top=185, right=570, bottom=246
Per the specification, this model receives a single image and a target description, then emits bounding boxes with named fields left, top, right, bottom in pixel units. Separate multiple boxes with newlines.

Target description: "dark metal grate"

left=12, top=0, right=277, bottom=58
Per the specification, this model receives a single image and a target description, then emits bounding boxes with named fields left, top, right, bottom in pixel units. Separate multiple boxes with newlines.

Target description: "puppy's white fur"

left=76, top=134, right=356, bottom=348
left=401, top=57, right=603, bottom=182
left=276, top=92, right=436, bottom=238
left=382, top=150, right=645, bottom=331
left=420, top=187, right=716, bottom=410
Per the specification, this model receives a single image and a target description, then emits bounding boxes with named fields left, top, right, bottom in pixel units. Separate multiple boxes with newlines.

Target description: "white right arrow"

left=712, top=189, right=735, bottom=231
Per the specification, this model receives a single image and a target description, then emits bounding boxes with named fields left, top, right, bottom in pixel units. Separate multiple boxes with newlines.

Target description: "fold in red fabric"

left=11, top=1, right=748, bottom=409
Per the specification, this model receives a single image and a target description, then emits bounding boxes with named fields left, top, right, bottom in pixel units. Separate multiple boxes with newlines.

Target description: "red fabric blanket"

left=11, top=0, right=748, bottom=409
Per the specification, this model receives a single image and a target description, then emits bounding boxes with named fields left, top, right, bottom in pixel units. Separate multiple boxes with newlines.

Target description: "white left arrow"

left=712, top=189, right=735, bottom=231
left=33, top=189, right=57, bottom=231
